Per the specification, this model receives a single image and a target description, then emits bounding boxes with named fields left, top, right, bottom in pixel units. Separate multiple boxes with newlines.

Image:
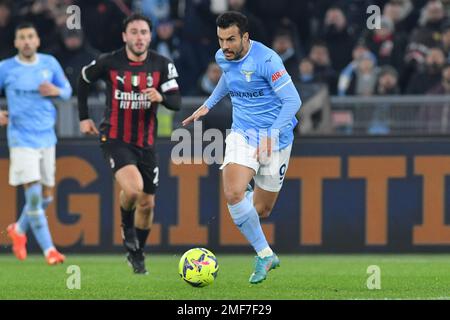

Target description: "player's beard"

left=20, top=47, right=36, bottom=60
left=224, top=39, right=245, bottom=61
left=128, top=42, right=149, bottom=57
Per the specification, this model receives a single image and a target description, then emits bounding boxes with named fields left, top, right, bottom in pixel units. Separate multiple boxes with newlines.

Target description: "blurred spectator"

left=319, top=6, right=357, bottom=73
left=440, top=23, right=450, bottom=59
left=297, top=57, right=317, bottom=85
left=18, top=0, right=62, bottom=51
left=309, top=41, right=338, bottom=94
left=383, top=0, right=419, bottom=35
left=0, top=0, right=16, bottom=60
left=361, top=16, right=408, bottom=71
left=293, top=56, right=328, bottom=116
left=410, top=0, right=449, bottom=48
left=177, top=0, right=218, bottom=94
left=272, top=30, right=299, bottom=79
left=335, top=0, right=380, bottom=36
left=194, top=61, right=222, bottom=96
left=368, top=65, right=401, bottom=135
left=338, top=50, right=379, bottom=96
left=337, top=43, right=375, bottom=96
left=427, top=62, right=450, bottom=93
left=246, top=0, right=310, bottom=47
left=134, top=0, right=172, bottom=28
left=419, top=63, right=450, bottom=132
left=353, top=53, right=379, bottom=96
left=406, top=46, right=445, bottom=94
left=376, top=65, right=400, bottom=94
left=227, top=0, right=268, bottom=45
left=75, top=0, right=131, bottom=52
left=51, top=29, right=100, bottom=95
left=402, top=0, right=448, bottom=89
left=151, top=19, right=181, bottom=64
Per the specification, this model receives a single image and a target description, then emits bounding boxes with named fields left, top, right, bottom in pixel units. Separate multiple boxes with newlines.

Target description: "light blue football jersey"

left=0, top=53, right=72, bottom=148
left=205, top=40, right=300, bottom=150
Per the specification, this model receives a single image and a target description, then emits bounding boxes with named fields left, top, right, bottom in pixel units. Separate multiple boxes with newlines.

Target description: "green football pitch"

left=0, top=254, right=449, bottom=300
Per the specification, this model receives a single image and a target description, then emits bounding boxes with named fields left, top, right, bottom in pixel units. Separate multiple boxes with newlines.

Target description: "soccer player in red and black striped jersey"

left=77, top=13, right=181, bottom=274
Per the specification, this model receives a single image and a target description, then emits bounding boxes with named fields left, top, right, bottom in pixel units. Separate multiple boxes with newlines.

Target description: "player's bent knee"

left=224, top=189, right=245, bottom=205
left=138, top=200, right=155, bottom=212
left=122, top=188, right=141, bottom=203
left=255, top=204, right=272, bottom=218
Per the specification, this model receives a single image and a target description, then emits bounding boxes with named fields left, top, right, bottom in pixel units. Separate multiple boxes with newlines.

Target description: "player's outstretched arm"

left=182, top=74, right=228, bottom=126
left=0, top=110, right=8, bottom=126
left=182, top=105, right=209, bottom=126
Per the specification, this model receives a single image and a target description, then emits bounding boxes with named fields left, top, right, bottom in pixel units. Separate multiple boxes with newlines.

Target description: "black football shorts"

left=100, top=138, right=159, bottom=194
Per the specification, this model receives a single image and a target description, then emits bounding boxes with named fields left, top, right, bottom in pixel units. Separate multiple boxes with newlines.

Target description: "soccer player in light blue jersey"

left=0, top=22, right=72, bottom=265
left=183, top=12, right=301, bottom=284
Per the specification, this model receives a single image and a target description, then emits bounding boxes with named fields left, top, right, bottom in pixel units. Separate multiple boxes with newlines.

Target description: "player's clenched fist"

left=0, top=111, right=8, bottom=126
left=182, top=105, right=209, bottom=126
left=39, top=82, right=60, bottom=97
left=142, top=88, right=163, bottom=103
left=80, top=119, right=99, bottom=135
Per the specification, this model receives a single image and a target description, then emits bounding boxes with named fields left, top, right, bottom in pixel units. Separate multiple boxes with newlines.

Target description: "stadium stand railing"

left=1, top=95, right=450, bottom=139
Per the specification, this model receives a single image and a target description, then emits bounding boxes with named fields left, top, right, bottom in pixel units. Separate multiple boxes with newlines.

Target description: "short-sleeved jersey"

left=214, top=40, right=298, bottom=150
left=0, top=54, right=72, bottom=148
left=81, top=48, right=179, bottom=148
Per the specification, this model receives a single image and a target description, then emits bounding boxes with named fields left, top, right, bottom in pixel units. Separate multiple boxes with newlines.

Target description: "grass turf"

left=0, top=254, right=449, bottom=300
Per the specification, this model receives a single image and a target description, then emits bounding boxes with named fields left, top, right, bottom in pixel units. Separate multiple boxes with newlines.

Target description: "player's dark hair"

left=123, top=13, right=153, bottom=32
left=216, top=11, right=248, bottom=36
left=15, top=22, right=37, bottom=33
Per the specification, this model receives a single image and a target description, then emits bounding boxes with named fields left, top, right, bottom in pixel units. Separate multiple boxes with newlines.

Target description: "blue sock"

left=17, top=197, right=53, bottom=235
left=42, top=196, right=53, bottom=210
left=25, top=184, right=54, bottom=253
left=228, top=197, right=269, bottom=253
left=245, top=190, right=254, bottom=204
left=16, top=197, right=52, bottom=235
left=16, top=205, right=30, bottom=234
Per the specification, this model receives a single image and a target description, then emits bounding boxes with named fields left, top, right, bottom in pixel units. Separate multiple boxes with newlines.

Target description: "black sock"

left=121, top=207, right=135, bottom=229
left=135, top=228, right=150, bottom=250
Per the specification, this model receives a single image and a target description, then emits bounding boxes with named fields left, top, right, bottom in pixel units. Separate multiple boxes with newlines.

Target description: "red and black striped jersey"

left=79, top=47, right=181, bottom=148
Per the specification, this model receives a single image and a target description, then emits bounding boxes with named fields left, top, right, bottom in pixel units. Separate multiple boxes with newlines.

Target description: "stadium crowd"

left=1, top=0, right=450, bottom=98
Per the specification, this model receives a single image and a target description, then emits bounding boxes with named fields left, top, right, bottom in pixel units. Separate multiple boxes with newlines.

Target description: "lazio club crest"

left=241, top=70, right=254, bottom=82
left=41, top=69, right=51, bottom=80
left=240, top=57, right=256, bottom=82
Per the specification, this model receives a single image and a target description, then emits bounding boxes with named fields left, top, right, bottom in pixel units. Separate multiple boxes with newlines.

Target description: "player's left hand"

left=255, top=136, right=272, bottom=164
left=39, top=82, right=60, bottom=97
left=142, top=88, right=163, bottom=103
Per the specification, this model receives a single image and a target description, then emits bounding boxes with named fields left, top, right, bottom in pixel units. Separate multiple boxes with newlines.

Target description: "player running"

left=182, top=12, right=301, bottom=284
left=78, top=13, right=181, bottom=275
left=0, top=22, right=72, bottom=265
